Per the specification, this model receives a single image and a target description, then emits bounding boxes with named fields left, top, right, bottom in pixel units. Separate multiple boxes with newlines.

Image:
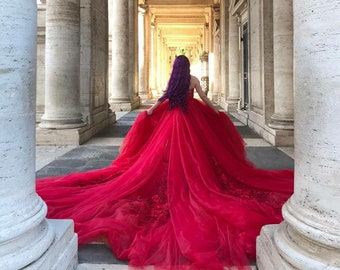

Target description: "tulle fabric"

left=36, top=91, right=294, bottom=270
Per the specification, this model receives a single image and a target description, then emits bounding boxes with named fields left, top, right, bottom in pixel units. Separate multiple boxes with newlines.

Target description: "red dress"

left=36, top=90, right=293, bottom=270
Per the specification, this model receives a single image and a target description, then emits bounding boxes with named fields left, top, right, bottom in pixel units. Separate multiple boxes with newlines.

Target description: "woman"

left=37, top=55, right=293, bottom=270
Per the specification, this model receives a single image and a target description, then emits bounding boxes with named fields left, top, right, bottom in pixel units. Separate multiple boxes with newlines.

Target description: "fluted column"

left=227, top=14, right=240, bottom=112
left=269, top=0, right=294, bottom=130
left=0, top=1, right=54, bottom=268
left=40, top=0, right=84, bottom=129
left=257, top=1, right=340, bottom=269
left=110, top=0, right=130, bottom=103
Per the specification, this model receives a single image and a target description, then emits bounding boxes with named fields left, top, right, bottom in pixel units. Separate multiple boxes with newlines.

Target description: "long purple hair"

left=158, top=55, right=191, bottom=112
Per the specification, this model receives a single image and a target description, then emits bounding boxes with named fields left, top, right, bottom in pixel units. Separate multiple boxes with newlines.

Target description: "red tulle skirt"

left=36, top=98, right=293, bottom=270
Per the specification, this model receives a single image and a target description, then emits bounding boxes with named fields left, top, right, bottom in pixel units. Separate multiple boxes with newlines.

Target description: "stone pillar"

left=257, top=1, right=340, bottom=269
left=0, top=1, right=77, bottom=269
left=138, top=5, right=149, bottom=100
left=200, top=51, right=209, bottom=95
left=161, top=39, right=167, bottom=90
left=36, top=0, right=46, bottom=123
left=40, top=0, right=85, bottom=129
left=129, top=0, right=140, bottom=108
left=209, top=4, right=221, bottom=99
left=204, top=22, right=209, bottom=52
left=212, top=34, right=221, bottom=102
left=109, top=0, right=130, bottom=106
left=269, top=0, right=294, bottom=130
left=227, top=14, right=240, bottom=112
left=219, top=0, right=229, bottom=108
left=149, top=22, right=157, bottom=96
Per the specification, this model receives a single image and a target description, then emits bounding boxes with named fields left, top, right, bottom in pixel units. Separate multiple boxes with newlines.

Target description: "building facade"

left=0, top=0, right=339, bottom=269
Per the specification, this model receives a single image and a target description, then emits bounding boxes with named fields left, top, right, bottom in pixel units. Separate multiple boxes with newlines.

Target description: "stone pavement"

left=35, top=106, right=294, bottom=270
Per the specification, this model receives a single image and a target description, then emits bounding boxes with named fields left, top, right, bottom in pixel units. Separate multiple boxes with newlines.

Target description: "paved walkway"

left=35, top=105, right=294, bottom=270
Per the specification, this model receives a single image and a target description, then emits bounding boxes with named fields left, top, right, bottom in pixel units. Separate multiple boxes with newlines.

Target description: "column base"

left=39, top=115, right=86, bottom=130
left=27, top=219, right=78, bottom=270
left=262, top=127, right=294, bottom=147
left=109, top=96, right=141, bottom=111
left=256, top=225, right=294, bottom=270
left=226, top=97, right=239, bottom=112
left=247, top=112, right=294, bottom=146
left=36, top=126, right=88, bottom=145
left=257, top=222, right=340, bottom=270
left=268, top=113, right=294, bottom=130
left=139, top=92, right=152, bottom=101
left=36, top=112, right=116, bottom=145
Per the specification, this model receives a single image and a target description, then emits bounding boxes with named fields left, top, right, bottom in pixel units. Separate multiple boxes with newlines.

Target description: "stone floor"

left=35, top=106, right=294, bottom=270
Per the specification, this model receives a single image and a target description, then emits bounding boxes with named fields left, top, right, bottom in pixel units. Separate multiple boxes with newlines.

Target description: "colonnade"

left=0, top=0, right=339, bottom=269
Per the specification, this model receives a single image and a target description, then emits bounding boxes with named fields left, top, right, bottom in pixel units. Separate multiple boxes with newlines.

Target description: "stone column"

left=36, top=1, right=46, bottom=123
left=212, top=4, right=221, bottom=102
left=204, top=22, right=210, bottom=52
left=129, top=0, right=140, bottom=109
left=155, top=28, right=162, bottom=94
left=219, top=0, right=229, bottom=108
left=227, top=14, right=240, bottom=112
left=40, top=0, right=84, bottom=129
left=257, top=1, right=340, bottom=269
left=161, top=39, right=167, bottom=90
left=138, top=5, right=149, bottom=100
left=109, top=0, right=130, bottom=105
left=0, top=1, right=77, bottom=269
left=268, top=0, right=294, bottom=130
left=212, top=34, right=221, bottom=102
left=149, top=22, right=157, bottom=96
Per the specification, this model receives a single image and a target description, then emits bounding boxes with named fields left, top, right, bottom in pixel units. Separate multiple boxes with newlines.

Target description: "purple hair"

left=158, top=55, right=191, bottom=112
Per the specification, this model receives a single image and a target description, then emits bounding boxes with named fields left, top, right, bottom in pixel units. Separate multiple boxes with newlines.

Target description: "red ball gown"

left=36, top=90, right=294, bottom=270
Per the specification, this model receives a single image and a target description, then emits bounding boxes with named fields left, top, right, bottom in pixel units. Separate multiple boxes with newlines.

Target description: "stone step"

left=77, top=263, right=257, bottom=270
left=77, top=243, right=257, bottom=270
